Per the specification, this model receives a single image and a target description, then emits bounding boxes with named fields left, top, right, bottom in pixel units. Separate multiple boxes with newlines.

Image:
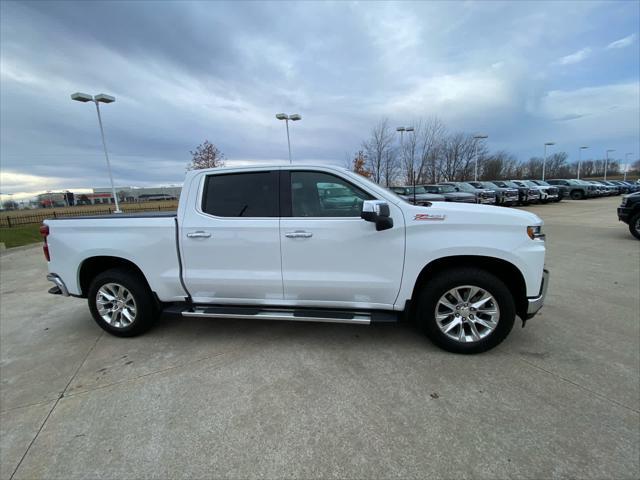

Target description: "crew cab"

left=43, top=165, right=549, bottom=354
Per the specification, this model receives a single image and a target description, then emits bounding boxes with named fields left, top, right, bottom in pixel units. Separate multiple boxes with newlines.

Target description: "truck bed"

left=44, top=213, right=186, bottom=301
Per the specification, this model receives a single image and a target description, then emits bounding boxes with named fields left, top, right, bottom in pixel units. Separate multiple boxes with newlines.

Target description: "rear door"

left=180, top=170, right=283, bottom=304
left=279, top=169, right=405, bottom=309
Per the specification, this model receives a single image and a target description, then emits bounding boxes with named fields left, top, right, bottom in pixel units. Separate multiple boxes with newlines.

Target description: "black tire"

left=415, top=268, right=516, bottom=354
left=570, top=190, right=584, bottom=200
left=629, top=212, right=640, bottom=241
left=87, top=268, right=157, bottom=337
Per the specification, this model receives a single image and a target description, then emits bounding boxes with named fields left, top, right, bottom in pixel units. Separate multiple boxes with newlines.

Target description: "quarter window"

left=202, top=171, right=278, bottom=217
left=290, top=171, right=373, bottom=217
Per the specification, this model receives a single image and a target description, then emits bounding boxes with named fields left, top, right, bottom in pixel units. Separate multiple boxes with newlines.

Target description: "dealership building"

left=35, top=186, right=182, bottom=207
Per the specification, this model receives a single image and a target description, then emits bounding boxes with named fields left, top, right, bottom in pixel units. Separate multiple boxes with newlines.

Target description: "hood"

left=405, top=201, right=542, bottom=227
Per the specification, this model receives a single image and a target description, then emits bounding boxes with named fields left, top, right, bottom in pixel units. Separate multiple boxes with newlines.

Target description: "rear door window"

left=202, top=171, right=278, bottom=217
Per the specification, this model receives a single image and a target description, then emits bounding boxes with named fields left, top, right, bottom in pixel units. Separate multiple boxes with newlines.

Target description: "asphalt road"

left=1, top=196, right=638, bottom=479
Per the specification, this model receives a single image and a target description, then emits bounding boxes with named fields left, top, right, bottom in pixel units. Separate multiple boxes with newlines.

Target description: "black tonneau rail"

left=46, top=211, right=177, bottom=220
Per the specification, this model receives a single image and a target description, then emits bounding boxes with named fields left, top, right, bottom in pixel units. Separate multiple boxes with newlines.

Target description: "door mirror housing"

left=361, top=200, right=393, bottom=231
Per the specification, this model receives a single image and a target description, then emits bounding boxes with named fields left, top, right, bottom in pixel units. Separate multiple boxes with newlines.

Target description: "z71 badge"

left=414, top=213, right=446, bottom=221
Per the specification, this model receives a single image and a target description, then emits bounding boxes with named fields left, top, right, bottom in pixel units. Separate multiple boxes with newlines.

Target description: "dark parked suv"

left=490, top=180, right=540, bottom=205
left=439, top=182, right=497, bottom=204
left=617, top=192, right=640, bottom=240
left=419, top=184, right=476, bottom=203
left=389, top=186, right=445, bottom=205
left=468, top=181, right=519, bottom=206
left=547, top=179, right=592, bottom=200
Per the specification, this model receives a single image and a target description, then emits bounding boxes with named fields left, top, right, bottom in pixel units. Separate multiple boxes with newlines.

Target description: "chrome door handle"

left=186, top=231, right=211, bottom=238
left=285, top=231, right=313, bottom=238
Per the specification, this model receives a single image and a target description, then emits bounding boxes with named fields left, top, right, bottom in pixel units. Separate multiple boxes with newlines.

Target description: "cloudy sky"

left=1, top=0, right=639, bottom=199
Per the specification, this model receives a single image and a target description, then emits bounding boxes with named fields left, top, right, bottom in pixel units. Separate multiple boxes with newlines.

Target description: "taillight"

left=40, top=224, right=50, bottom=261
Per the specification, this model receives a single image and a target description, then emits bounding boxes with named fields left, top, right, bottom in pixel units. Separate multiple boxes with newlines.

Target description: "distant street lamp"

left=577, top=146, right=588, bottom=179
left=624, top=153, right=633, bottom=181
left=604, top=149, right=615, bottom=181
left=275, top=113, right=302, bottom=164
left=542, top=142, right=555, bottom=181
left=397, top=126, right=416, bottom=202
left=71, top=92, right=121, bottom=213
left=473, top=135, right=488, bottom=181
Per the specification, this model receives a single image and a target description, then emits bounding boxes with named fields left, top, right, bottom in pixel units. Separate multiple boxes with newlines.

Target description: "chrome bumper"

left=526, top=269, right=549, bottom=318
left=47, top=273, right=69, bottom=297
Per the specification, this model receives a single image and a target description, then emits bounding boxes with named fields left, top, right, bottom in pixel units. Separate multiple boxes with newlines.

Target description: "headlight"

left=527, top=225, right=545, bottom=241
left=621, top=197, right=628, bottom=206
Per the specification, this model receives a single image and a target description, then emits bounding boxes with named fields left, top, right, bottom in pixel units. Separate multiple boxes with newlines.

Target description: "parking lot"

left=1, top=196, right=638, bottom=479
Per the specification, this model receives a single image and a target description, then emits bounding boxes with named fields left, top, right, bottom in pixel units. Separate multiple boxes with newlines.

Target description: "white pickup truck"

left=43, top=165, right=548, bottom=353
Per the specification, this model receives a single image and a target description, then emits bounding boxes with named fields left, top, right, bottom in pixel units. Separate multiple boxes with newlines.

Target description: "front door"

left=279, top=170, right=405, bottom=309
left=181, top=170, right=283, bottom=304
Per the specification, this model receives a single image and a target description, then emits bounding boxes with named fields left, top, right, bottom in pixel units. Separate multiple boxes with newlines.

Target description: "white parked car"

left=43, top=165, right=548, bottom=353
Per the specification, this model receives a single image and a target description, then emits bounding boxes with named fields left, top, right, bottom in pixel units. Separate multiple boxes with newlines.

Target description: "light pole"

left=275, top=113, right=301, bottom=164
left=71, top=92, right=121, bottom=213
left=577, top=146, right=588, bottom=179
left=604, top=149, right=615, bottom=181
left=397, top=126, right=415, bottom=202
left=624, top=153, right=633, bottom=181
left=542, top=142, right=555, bottom=181
left=473, top=135, right=488, bottom=181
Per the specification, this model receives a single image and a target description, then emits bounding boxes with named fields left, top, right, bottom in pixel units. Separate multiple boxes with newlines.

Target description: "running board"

left=180, top=306, right=398, bottom=325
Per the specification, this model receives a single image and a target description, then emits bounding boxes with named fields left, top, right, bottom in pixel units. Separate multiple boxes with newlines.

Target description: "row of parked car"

left=390, top=179, right=640, bottom=207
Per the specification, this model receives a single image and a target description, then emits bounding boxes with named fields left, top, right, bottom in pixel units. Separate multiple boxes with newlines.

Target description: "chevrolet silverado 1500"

left=44, top=165, right=549, bottom=353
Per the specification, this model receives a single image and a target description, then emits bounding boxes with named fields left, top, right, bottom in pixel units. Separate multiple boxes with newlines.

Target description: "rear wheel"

left=570, top=190, right=584, bottom=200
left=88, top=268, right=157, bottom=337
left=629, top=212, right=640, bottom=240
left=415, top=268, right=516, bottom=354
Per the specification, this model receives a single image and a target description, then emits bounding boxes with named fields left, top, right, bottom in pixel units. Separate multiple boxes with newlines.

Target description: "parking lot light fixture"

left=397, top=126, right=416, bottom=200
left=605, top=149, right=615, bottom=181
left=473, top=135, right=488, bottom=182
left=542, top=142, right=555, bottom=181
left=275, top=113, right=301, bottom=164
left=71, top=92, right=121, bottom=213
left=624, top=153, right=633, bottom=181
left=577, top=146, right=589, bottom=179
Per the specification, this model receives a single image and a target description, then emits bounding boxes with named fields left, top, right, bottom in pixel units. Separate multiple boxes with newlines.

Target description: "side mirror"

left=361, top=200, right=393, bottom=231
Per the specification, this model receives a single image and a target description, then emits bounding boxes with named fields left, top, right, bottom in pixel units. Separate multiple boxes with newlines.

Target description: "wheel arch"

left=78, top=256, right=152, bottom=298
left=410, top=255, right=528, bottom=320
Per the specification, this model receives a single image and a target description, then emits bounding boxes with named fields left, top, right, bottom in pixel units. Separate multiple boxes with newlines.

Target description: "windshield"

left=468, top=182, right=485, bottom=189
left=424, top=185, right=455, bottom=193
left=535, top=180, right=551, bottom=186
left=504, top=181, right=520, bottom=188
left=451, top=182, right=476, bottom=193
left=522, top=180, right=539, bottom=187
left=481, top=182, right=499, bottom=189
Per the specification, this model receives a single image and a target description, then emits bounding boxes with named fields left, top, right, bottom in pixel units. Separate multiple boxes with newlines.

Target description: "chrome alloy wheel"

left=434, top=285, right=500, bottom=343
left=96, top=283, right=137, bottom=328
left=635, top=216, right=640, bottom=234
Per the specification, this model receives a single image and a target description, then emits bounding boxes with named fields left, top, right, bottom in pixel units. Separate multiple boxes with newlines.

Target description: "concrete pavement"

left=1, top=196, right=638, bottom=479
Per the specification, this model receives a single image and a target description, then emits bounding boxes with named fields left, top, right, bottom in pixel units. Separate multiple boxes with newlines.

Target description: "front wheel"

left=415, top=268, right=516, bottom=354
left=570, top=190, right=584, bottom=200
left=88, top=268, right=157, bottom=337
left=629, top=213, right=640, bottom=240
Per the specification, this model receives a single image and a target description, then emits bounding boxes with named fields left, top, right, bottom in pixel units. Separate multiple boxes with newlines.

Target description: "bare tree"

left=363, top=119, right=396, bottom=186
left=187, top=140, right=225, bottom=170
left=439, top=132, right=477, bottom=181
left=415, top=117, right=446, bottom=184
